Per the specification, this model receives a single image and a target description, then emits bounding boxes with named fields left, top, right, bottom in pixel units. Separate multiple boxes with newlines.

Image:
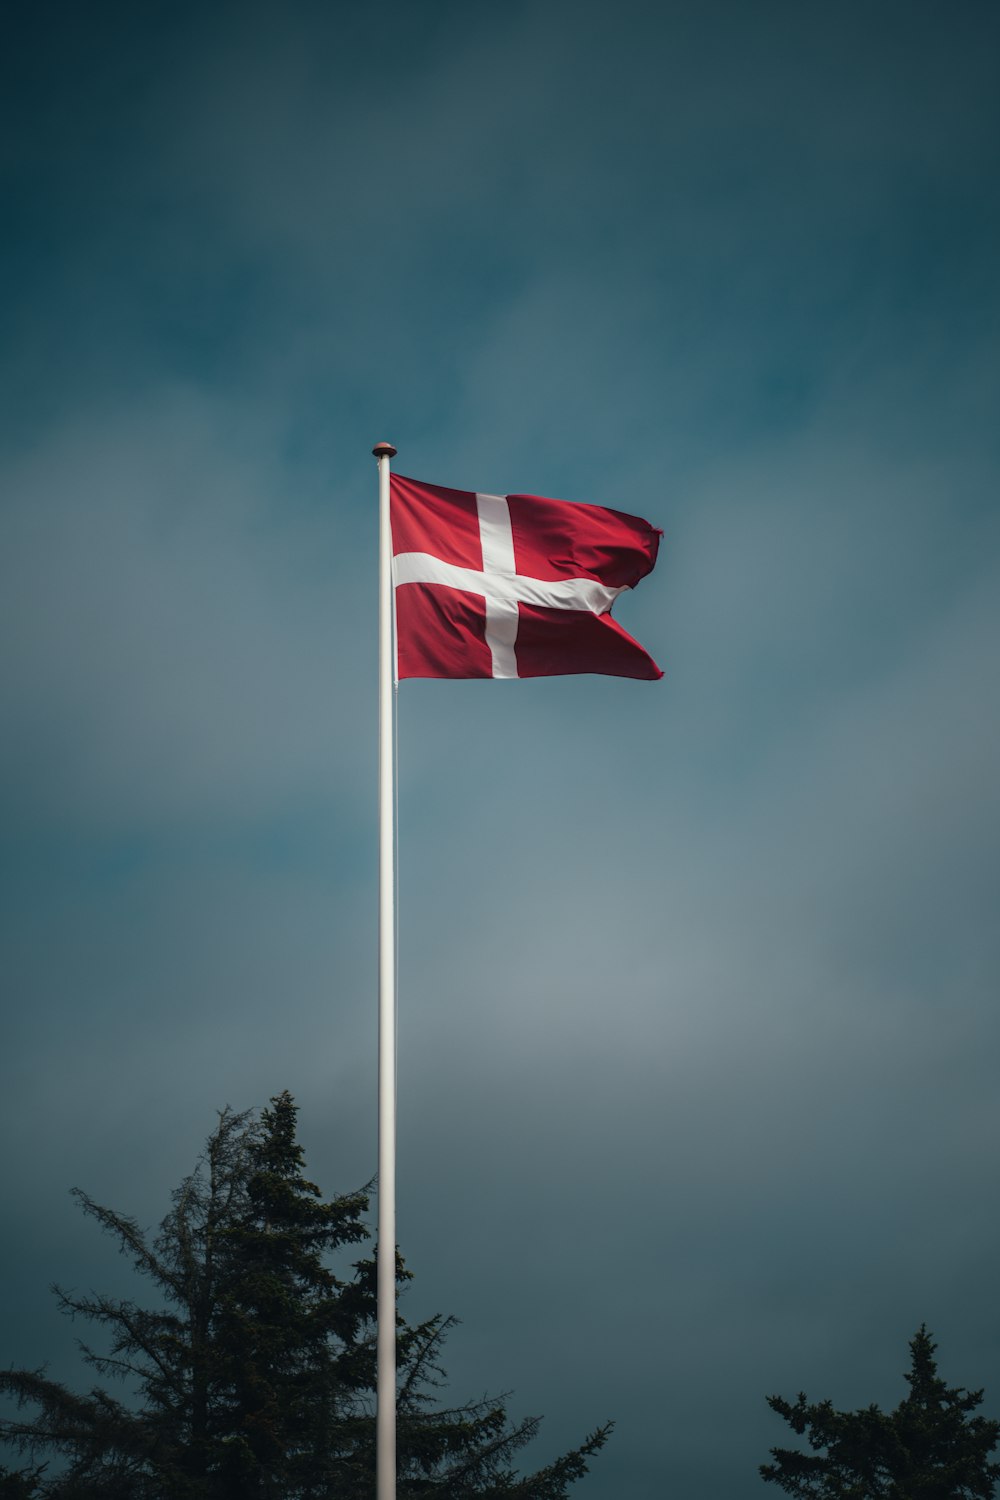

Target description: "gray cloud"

left=2, top=3, right=999, bottom=1497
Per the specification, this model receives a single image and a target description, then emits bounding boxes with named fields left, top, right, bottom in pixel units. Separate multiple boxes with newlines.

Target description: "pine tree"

left=0, top=1095, right=609, bottom=1499
left=761, top=1326, right=1000, bottom=1499
left=205, top=1092, right=370, bottom=1498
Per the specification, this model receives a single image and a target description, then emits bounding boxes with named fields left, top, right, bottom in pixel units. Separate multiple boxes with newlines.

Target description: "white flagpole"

left=373, top=439, right=398, bottom=1500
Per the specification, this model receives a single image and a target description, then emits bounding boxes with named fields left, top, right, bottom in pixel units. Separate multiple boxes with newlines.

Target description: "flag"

left=390, top=474, right=662, bottom=680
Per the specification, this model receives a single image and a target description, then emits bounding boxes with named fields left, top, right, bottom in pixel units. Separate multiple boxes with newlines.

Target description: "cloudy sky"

left=2, top=2, right=999, bottom=1494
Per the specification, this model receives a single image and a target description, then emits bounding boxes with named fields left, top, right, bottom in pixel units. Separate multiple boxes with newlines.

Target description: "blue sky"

left=2, top=2, right=1000, bottom=1495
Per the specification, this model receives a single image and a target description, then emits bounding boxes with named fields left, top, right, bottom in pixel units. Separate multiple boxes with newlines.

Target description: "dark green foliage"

left=0, top=1463, right=45, bottom=1498
left=1, top=1094, right=609, bottom=1499
left=761, top=1326, right=1000, bottom=1499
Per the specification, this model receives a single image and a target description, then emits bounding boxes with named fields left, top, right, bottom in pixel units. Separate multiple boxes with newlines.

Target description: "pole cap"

left=372, top=441, right=398, bottom=459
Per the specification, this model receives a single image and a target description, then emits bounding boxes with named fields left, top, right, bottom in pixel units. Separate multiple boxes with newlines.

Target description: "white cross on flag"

left=391, top=474, right=662, bottom=680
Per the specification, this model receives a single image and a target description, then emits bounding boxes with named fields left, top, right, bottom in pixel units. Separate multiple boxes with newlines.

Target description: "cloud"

left=2, top=4, right=1000, bottom=1497
left=0, top=385, right=378, bottom=830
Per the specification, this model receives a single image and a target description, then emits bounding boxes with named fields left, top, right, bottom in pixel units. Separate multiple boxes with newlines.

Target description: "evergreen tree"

left=0, top=1095, right=609, bottom=1499
left=761, top=1326, right=1000, bottom=1499
left=206, top=1092, right=370, bottom=1497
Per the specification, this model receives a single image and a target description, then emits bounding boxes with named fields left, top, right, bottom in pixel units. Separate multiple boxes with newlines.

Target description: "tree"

left=761, top=1326, right=1000, bottom=1499
left=0, top=1093, right=609, bottom=1499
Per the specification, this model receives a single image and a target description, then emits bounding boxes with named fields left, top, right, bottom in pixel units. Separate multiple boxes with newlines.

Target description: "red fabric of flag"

left=390, top=474, right=662, bottom=680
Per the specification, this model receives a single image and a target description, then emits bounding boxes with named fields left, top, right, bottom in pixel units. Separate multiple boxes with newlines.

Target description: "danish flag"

left=391, top=474, right=662, bottom=680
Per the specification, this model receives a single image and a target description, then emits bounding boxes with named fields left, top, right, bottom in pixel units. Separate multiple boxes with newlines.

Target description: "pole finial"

left=372, top=441, right=398, bottom=459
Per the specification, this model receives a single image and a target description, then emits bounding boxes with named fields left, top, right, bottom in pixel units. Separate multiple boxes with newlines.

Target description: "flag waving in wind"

left=390, top=474, right=662, bottom=680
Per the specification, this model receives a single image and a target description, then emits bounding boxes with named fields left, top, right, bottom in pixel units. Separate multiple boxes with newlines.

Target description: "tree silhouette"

left=1, top=1093, right=609, bottom=1498
left=761, top=1326, right=1000, bottom=1499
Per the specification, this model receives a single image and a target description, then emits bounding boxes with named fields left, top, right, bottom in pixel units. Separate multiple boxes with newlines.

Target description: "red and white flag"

left=390, top=474, right=662, bottom=680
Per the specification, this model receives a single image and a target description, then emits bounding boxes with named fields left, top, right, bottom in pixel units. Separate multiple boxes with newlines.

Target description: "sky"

left=2, top=1, right=999, bottom=1494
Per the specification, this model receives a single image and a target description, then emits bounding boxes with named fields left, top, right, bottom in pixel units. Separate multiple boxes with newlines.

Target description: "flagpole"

left=373, top=439, right=398, bottom=1500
